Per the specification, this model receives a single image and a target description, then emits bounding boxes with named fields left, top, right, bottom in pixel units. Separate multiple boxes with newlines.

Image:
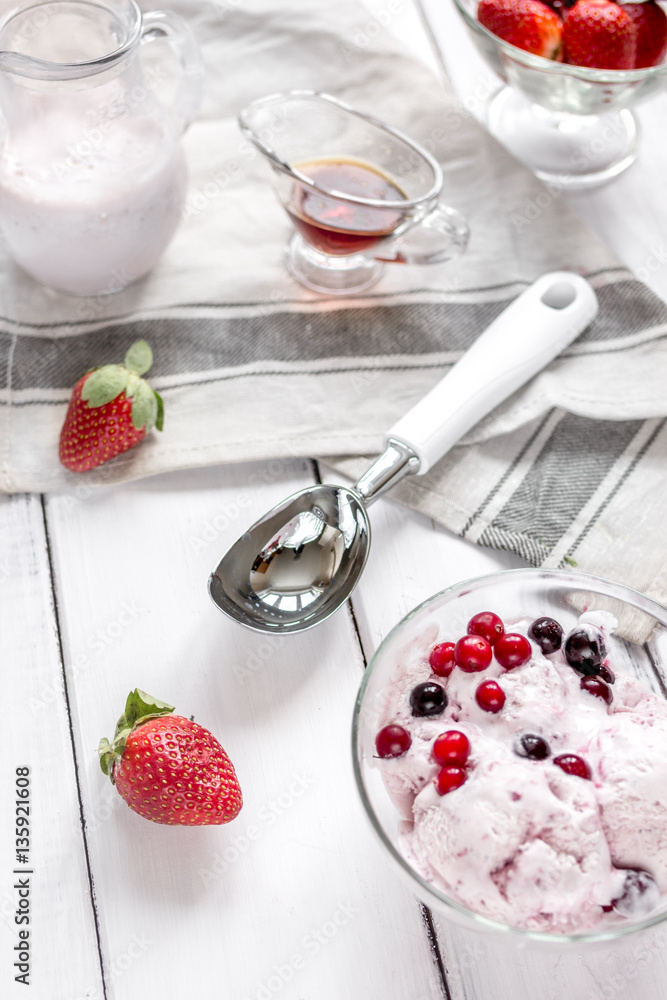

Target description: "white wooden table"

left=3, top=3, right=667, bottom=999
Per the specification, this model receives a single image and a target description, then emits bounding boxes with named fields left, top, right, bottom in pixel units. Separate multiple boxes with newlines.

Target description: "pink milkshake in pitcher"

left=0, top=0, right=203, bottom=296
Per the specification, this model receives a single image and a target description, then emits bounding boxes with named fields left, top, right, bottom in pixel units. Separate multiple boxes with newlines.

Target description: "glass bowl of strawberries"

left=453, top=0, right=667, bottom=187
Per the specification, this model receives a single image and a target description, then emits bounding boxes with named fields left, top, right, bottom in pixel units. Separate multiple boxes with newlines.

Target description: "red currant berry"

left=375, top=725, right=412, bottom=759
left=455, top=634, right=492, bottom=672
left=432, top=730, right=470, bottom=768
left=494, top=632, right=532, bottom=670
left=599, top=663, right=615, bottom=685
left=475, top=679, right=506, bottom=713
left=553, top=753, right=591, bottom=780
left=435, top=766, right=467, bottom=796
left=580, top=675, right=613, bottom=704
left=467, top=611, right=504, bottom=645
left=429, top=642, right=456, bottom=677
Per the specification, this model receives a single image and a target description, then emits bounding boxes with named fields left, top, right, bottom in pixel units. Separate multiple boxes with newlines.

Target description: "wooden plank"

left=0, top=494, right=103, bottom=999
left=432, top=912, right=667, bottom=1000
left=44, top=460, right=446, bottom=1000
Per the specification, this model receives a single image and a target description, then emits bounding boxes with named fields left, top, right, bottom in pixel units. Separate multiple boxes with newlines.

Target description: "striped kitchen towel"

left=1, top=0, right=667, bottom=629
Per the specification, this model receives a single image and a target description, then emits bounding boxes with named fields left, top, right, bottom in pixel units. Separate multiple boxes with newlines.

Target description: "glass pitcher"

left=0, top=0, right=203, bottom=296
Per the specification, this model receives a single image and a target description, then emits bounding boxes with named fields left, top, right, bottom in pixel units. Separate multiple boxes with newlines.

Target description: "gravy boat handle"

left=375, top=201, right=470, bottom=266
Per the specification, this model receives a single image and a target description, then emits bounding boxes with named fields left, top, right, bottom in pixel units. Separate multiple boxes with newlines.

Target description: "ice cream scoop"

left=209, top=273, right=598, bottom=633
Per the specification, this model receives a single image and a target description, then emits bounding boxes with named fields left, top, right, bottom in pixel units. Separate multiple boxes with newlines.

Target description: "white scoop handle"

left=388, top=272, right=598, bottom=475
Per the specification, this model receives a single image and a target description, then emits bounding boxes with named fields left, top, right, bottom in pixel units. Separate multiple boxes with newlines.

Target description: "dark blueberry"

left=612, top=869, right=660, bottom=918
left=528, top=616, right=563, bottom=655
left=580, top=675, right=613, bottom=705
left=563, top=625, right=606, bottom=675
left=410, top=681, right=447, bottom=717
left=514, top=733, right=551, bottom=760
left=599, top=663, right=615, bottom=685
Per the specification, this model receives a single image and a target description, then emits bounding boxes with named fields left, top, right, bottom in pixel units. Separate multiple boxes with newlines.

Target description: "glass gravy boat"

left=239, top=91, right=470, bottom=295
left=0, top=0, right=203, bottom=296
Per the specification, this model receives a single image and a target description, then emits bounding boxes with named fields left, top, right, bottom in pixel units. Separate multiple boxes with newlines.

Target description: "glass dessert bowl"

left=352, top=568, right=667, bottom=944
left=452, top=0, right=667, bottom=188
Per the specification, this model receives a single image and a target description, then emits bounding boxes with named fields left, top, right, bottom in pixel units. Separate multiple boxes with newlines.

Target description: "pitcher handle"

left=140, top=10, right=204, bottom=134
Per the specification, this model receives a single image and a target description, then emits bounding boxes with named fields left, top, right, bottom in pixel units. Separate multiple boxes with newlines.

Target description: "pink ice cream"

left=375, top=609, right=667, bottom=933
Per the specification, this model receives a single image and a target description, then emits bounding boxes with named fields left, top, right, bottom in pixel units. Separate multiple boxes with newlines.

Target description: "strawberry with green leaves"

left=99, top=689, right=243, bottom=826
left=59, top=339, right=163, bottom=472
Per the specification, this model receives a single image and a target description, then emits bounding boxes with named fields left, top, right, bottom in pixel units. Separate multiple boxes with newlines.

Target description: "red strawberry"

left=59, top=339, right=163, bottom=472
left=562, top=0, right=637, bottom=68
left=622, top=1, right=667, bottom=68
left=477, top=0, right=563, bottom=58
left=99, top=689, right=243, bottom=826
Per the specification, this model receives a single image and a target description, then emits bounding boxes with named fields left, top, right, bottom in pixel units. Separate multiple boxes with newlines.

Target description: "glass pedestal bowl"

left=453, top=0, right=667, bottom=189
left=352, top=568, right=667, bottom=946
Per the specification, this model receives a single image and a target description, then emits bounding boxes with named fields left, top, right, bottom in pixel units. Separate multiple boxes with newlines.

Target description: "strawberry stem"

left=78, top=340, right=163, bottom=433
left=98, top=689, right=175, bottom=779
